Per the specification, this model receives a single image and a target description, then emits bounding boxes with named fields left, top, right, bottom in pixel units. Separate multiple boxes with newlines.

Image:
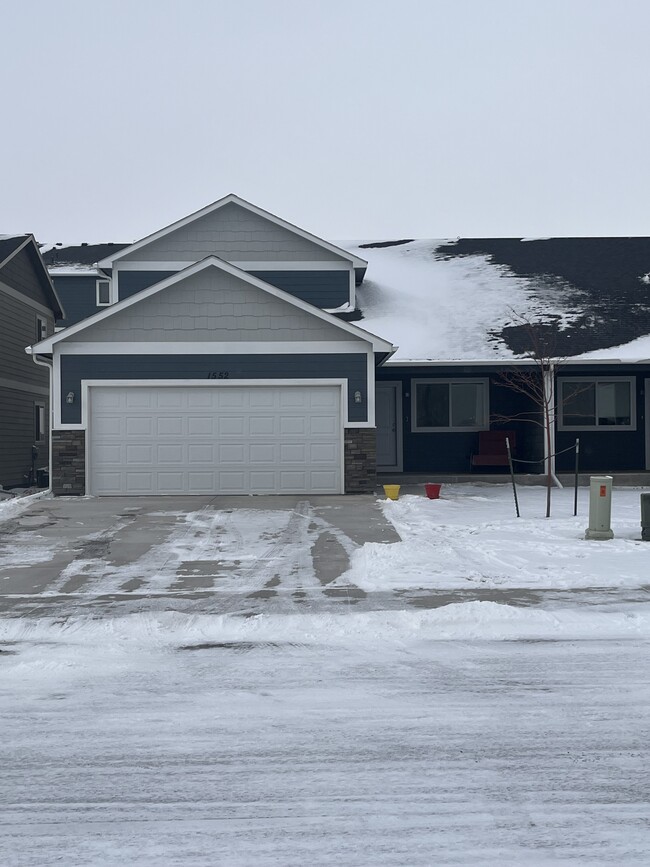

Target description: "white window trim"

left=96, top=279, right=111, bottom=306
left=411, top=377, right=490, bottom=433
left=557, top=376, right=637, bottom=431
left=34, top=401, right=46, bottom=442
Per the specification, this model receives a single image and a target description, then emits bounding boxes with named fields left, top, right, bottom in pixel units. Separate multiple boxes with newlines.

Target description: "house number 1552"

left=208, top=371, right=229, bottom=379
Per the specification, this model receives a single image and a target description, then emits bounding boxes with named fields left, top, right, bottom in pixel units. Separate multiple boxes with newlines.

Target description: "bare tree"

left=492, top=312, right=569, bottom=517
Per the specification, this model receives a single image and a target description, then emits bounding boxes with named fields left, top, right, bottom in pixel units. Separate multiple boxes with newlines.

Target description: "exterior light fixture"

left=66, top=392, right=75, bottom=404
left=354, top=390, right=362, bottom=404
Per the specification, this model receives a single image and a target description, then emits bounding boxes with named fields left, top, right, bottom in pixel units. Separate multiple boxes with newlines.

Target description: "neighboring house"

left=0, top=235, right=63, bottom=488
left=30, top=199, right=650, bottom=496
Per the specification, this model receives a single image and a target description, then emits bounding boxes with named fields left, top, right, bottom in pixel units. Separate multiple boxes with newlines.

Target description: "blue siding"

left=250, top=271, right=349, bottom=308
left=118, top=271, right=176, bottom=299
left=376, top=366, right=544, bottom=474
left=115, top=269, right=350, bottom=308
left=61, top=353, right=368, bottom=424
left=51, top=276, right=101, bottom=326
left=555, top=366, right=648, bottom=472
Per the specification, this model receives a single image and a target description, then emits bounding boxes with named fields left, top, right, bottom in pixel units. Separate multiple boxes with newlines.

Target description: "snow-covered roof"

left=340, top=237, right=650, bottom=362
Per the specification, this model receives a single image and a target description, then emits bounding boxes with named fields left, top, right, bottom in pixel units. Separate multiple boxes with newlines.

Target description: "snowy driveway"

left=0, top=494, right=399, bottom=618
left=2, top=487, right=650, bottom=865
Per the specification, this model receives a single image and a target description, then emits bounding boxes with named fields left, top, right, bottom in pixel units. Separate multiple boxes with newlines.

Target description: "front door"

left=376, top=382, right=402, bottom=471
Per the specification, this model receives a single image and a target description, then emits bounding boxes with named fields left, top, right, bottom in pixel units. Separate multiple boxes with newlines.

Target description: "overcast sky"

left=3, top=0, right=649, bottom=242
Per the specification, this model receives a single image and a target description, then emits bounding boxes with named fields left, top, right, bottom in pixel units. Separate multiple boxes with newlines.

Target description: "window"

left=36, top=316, right=47, bottom=340
left=96, top=279, right=111, bottom=306
left=558, top=377, right=636, bottom=430
left=34, top=403, right=46, bottom=441
left=412, top=379, right=489, bottom=431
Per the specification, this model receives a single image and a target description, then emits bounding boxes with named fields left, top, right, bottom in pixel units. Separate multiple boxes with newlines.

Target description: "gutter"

left=28, top=349, right=53, bottom=494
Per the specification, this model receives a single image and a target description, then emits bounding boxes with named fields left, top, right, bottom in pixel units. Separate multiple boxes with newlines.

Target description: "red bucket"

left=425, top=483, right=441, bottom=499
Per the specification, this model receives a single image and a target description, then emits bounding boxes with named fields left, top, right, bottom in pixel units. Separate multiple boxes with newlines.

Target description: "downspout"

left=544, top=362, right=562, bottom=489
left=29, top=351, right=53, bottom=494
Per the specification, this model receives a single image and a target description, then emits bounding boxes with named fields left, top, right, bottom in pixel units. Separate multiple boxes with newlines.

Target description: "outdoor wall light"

left=66, top=392, right=75, bottom=404
left=354, top=390, right=363, bottom=404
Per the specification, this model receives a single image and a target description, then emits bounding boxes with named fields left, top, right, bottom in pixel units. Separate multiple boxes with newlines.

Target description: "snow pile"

left=578, top=332, right=650, bottom=361
left=340, top=486, right=650, bottom=592
left=341, top=240, right=581, bottom=360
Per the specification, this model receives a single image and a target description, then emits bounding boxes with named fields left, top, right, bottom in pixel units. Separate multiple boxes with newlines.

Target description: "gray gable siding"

left=60, top=353, right=368, bottom=424
left=119, top=202, right=346, bottom=264
left=77, top=268, right=360, bottom=343
left=52, top=276, right=102, bottom=326
left=118, top=270, right=176, bottom=299
left=250, top=271, right=349, bottom=308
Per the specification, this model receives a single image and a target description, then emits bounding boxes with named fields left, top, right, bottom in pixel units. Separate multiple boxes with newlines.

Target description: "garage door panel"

left=89, top=385, right=342, bottom=495
left=218, top=417, right=244, bottom=436
left=126, top=444, right=153, bottom=463
left=126, top=391, right=153, bottom=409
left=126, top=472, right=155, bottom=493
left=280, top=417, right=306, bottom=435
left=157, top=444, right=184, bottom=463
left=188, top=444, right=214, bottom=463
left=250, top=416, right=276, bottom=436
left=156, top=417, right=183, bottom=436
left=187, top=417, right=213, bottom=435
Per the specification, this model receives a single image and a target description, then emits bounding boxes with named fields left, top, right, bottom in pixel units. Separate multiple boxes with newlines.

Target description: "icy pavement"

left=2, top=614, right=650, bottom=865
left=2, top=487, right=650, bottom=864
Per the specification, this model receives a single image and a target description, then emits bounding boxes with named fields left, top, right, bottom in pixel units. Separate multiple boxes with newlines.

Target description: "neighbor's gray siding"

left=0, top=386, right=49, bottom=488
left=0, top=288, right=52, bottom=387
left=118, top=270, right=176, bottom=299
left=251, top=271, right=350, bottom=308
left=51, top=276, right=102, bottom=326
left=119, top=202, right=346, bottom=264
left=60, top=353, right=369, bottom=424
left=75, top=268, right=360, bottom=344
left=0, top=246, right=52, bottom=308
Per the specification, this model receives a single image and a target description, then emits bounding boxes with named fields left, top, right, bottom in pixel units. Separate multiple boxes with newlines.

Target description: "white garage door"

left=88, top=385, right=342, bottom=495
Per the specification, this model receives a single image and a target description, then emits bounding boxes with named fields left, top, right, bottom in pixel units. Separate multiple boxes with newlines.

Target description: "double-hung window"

left=558, top=377, right=635, bottom=430
left=412, top=379, right=489, bottom=432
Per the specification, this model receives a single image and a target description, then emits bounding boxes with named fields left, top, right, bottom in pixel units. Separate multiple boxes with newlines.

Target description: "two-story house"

left=0, top=235, right=63, bottom=488
left=31, top=196, right=393, bottom=496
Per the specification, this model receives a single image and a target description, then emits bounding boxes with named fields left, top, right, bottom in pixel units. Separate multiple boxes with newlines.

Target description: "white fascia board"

left=97, top=194, right=368, bottom=269
left=32, top=257, right=394, bottom=354
left=56, top=341, right=368, bottom=355
left=383, top=358, right=539, bottom=367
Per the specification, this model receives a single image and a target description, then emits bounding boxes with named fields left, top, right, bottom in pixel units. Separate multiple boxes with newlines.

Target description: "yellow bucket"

left=383, top=484, right=401, bottom=501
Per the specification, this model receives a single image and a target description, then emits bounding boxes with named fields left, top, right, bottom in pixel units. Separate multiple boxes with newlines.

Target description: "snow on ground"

left=342, top=484, right=650, bottom=593
left=341, top=240, right=581, bottom=360
left=2, top=612, right=650, bottom=865
left=3, top=487, right=650, bottom=864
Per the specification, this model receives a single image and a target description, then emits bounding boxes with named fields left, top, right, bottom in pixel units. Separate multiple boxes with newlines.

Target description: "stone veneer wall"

left=51, top=430, right=86, bottom=495
left=344, top=428, right=377, bottom=494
